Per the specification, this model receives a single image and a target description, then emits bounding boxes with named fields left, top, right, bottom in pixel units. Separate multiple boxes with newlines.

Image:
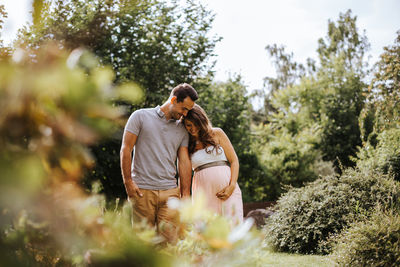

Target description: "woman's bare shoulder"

left=211, top=127, right=224, bottom=134
left=211, top=127, right=226, bottom=140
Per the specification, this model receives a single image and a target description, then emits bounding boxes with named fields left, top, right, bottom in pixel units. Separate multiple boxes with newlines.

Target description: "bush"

left=331, top=208, right=400, bottom=266
left=264, top=168, right=400, bottom=254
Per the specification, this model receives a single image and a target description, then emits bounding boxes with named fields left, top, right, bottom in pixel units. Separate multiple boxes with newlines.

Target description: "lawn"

left=262, top=251, right=334, bottom=267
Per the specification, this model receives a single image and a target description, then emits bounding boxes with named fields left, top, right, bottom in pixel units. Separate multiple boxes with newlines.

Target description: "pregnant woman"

left=183, top=104, right=243, bottom=225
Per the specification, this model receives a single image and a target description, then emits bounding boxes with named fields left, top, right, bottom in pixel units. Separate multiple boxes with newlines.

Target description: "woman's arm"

left=214, top=128, right=239, bottom=200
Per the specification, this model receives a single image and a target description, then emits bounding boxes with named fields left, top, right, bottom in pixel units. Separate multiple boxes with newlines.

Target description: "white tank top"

left=191, top=146, right=228, bottom=170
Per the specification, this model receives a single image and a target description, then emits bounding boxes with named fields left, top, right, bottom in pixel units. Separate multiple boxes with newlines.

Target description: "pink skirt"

left=192, top=165, right=243, bottom=225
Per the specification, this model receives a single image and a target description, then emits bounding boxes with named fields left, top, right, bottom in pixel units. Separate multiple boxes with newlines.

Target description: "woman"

left=183, top=104, right=243, bottom=225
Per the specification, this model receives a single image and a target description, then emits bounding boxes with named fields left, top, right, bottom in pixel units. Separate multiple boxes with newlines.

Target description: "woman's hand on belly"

left=216, top=184, right=235, bottom=201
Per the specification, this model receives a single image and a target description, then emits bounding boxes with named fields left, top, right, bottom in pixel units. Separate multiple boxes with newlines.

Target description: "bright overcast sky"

left=2, top=0, right=400, bottom=91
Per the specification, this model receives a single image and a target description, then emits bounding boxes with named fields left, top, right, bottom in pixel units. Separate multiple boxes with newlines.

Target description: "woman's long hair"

left=183, top=104, right=220, bottom=154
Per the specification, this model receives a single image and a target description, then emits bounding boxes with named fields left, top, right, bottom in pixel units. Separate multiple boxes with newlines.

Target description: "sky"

left=2, top=0, right=400, bottom=92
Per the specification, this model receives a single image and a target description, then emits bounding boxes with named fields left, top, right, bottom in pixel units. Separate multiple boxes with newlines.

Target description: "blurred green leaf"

left=32, top=0, right=44, bottom=26
left=115, top=82, right=144, bottom=104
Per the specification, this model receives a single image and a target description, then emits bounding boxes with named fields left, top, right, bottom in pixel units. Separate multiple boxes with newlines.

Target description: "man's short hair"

left=171, top=83, right=198, bottom=102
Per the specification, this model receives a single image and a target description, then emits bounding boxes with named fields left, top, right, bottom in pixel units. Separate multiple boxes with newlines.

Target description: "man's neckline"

left=156, top=105, right=178, bottom=122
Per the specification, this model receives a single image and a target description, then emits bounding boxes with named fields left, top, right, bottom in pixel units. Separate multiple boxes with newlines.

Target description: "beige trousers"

left=131, top=187, right=180, bottom=243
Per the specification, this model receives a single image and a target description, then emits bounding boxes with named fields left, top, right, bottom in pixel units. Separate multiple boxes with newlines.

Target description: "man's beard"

left=172, top=112, right=181, bottom=120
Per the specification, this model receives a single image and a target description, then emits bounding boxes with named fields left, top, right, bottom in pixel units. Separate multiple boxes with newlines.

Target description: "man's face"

left=170, top=96, right=195, bottom=120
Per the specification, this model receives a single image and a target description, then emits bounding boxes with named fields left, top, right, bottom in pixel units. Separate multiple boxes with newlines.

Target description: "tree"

left=0, top=4, right=12, bottom=58
left=0, top=4, right=5, bottom=46
left=357, top=31, right=400, bottom=182
left=253, top=44, right=313, bottom=124
left=17, top=0, right=220, bottom=201
left=253, top=10, right=369, bottom=199
left=18, top=0, right=219, bottom=106
left=361, top=31, right=400, bottom=135
left=316, top=10, right=369, bottom=169
left=317, top=10, right=369, bottom=73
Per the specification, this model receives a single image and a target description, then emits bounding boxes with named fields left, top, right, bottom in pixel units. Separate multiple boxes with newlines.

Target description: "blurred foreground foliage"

left=0, top=43, right=168, bottom=266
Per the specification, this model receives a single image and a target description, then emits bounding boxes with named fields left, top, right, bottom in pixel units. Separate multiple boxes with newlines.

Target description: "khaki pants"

left=131, top=187, right=180, bottom=243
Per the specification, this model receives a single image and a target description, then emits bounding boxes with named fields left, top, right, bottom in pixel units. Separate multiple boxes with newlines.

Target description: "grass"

left=260, top=251, right=335, bottom=267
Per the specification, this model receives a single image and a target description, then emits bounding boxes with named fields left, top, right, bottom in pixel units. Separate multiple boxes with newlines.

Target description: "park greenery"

left=0, top=0, right=399, bottom=265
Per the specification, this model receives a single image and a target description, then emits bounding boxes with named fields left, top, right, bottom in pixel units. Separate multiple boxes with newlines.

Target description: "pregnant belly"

left=194, top=165, right=231, bottom=192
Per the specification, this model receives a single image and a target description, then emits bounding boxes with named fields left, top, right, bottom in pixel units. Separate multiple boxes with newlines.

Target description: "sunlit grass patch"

left=261, top=251, right=335, bottom=267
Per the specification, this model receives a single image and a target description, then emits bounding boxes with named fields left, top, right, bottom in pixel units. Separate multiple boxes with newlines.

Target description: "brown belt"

left=194, top=160, right=230, bottom=172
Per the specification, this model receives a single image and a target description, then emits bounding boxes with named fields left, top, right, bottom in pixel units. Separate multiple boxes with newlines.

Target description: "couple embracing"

left=120, top=83, right=243, bottom=243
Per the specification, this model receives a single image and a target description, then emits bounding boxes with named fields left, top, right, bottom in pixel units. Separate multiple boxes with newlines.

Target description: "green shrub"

left=331, top=208, right=400, bottom=266
left=264, top=168, right=400, bottom=254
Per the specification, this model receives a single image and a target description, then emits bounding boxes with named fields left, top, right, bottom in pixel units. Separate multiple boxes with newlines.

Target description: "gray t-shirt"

left=124, top=106, right=189, bottom=190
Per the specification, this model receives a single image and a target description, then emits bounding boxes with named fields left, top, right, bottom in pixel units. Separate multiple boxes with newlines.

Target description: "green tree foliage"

left=356, top=32, right=400, bottom=183
left=197, top=76, right=266, bottom=202
left=0, top=4, right=5, bottom=45
left=252, top=122, right=321, bottom=200
left=18, top=0, right=219, bottom=106
left=251, top=48, right=324, bottom=200
left=317, top=65, right=366, bottom=169
left=264, top=44, right=307, bottom=95
left=17, top=0, right=220, bottom=201
left=317, top=10, right=369, bottom=72
left=253, top=10, right=368, bottom=200
left=316, top=10, right=369, bottom=169
left=253, top=44, right=313, bottom=124
left=360, top=31, right=400, bottom=139
left=0, top=4, right=12, bottom=57
left=357, top=128, right=400, bottom=182
left=252, top=44, right=325, bottom=200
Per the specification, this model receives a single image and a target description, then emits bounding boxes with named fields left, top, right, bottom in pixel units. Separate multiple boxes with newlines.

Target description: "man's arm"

left=120, top=131, right=143, bottom=198
left=177, top=146, right=192, bottom=198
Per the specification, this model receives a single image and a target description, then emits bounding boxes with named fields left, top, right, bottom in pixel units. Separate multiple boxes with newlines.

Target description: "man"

left=120, top=83, right=198, bottom=243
